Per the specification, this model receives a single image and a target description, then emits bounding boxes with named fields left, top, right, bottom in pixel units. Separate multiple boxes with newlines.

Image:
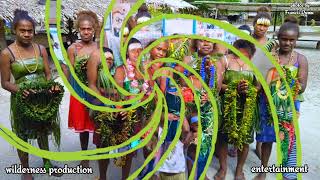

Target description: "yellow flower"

left=276, top=80, right=288, bottom=100
left=180, top=48, right=184, bottom=56
left=170, top=43, right=174, bottom=51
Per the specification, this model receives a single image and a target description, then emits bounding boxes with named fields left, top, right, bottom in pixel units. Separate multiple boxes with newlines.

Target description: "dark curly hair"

left=103, top=47, right=113, bottom=55
left=75, top=10, right=100, bottom=35
left=232, top=39, right=256, bottom=58
left=136, top=3, right=151, bottom=20
left=284, top=15, right=299, bottom=24
left=277, top=22, right=300, bottom=39
left=12, top=9, right=35, bottom=31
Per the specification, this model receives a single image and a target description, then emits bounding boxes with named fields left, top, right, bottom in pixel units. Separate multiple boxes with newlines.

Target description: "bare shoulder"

left=155, top=69, right=168, bottom=76
left=183, top=55, right=192, bottom=64
left=218, top=54, right=227, bottom=68
left=296, top=52, right=308, bottom=63
left=91, top=49, right=101, bottom=58
left=37, top=44, right=45, bottom=50
left=0, top=45, right=15, bottom=61
left=67, top=43, right=76, bottom=52
left=37, top=44, right=48, bottom=54
left=115, top=65, right=125, bottom=74
left=114, top=65, right=125, bottom=82
left=88, top=49, right=101, bottom=64
left=0, top=48, right=12, bottom=67
left=0, top=47, right=10, bottom=57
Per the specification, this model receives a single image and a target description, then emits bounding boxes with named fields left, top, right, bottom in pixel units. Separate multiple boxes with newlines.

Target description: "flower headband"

left=128, top=43, right=142, bottom=51
left=137, top=16, right=151, bottom=24
left=256, top=18, right=271, bottom=26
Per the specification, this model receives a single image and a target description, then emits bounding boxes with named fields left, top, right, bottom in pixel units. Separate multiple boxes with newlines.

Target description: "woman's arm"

left=218, top=56, right=227, bottom=94
left=87, top=50, right=103, bottom=105
left=215, top=59, right=224, bottom=93
left=87, top=50, right=102, bottom=95
left=114, top=66, right=125, bottom=88
left=181, top=118, right=191, bottom=146
left=159, top=69, right=170, bottom=94
left=67, top=44, right=76, bottom=67
left=181, top=55, right=192, bottom=73
left=297, top=54, right=308, bottom=93
left=0, top=50, right=19, bottom=93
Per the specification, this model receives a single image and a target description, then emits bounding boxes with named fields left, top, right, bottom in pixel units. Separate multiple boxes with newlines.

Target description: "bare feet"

left=21, top=174, right=33, bottom=180
left=234, top=172, right=245, bottom=180
left=253, top=173, right=266, bottom=180
left=214, top=169, right=226, bottom=180
left=80, top=160, right=90, bottom=168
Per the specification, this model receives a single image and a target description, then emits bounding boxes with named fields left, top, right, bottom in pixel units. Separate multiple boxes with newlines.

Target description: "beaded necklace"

left=199, top=56, right=216, bottom=89
left=15, top=42, right=39, bottom=73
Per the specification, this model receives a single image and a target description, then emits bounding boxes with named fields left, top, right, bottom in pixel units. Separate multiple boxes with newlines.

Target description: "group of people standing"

left=0, top=5, right=308, bottom=180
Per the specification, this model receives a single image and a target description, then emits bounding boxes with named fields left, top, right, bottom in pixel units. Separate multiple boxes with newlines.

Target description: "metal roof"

left=192, top=1, right=320, bottom=12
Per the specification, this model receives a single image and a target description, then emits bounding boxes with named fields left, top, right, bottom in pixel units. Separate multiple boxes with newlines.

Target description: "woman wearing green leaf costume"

left=215, top=39, right=259, bottom=180
left=67, top=10, right=100, bottom=168
left=114, top=38, right=149, bottom=179
left=183, top=39, right=223, bottom=179
left=87, top=47, right=130, bottom=180
left=184, top=75, right=214, bottom=180
left=138, top=40, right=169, bottom=180
left=0, top=10, right=63, bottom=180
left=263, top=19, right=308, bottom=180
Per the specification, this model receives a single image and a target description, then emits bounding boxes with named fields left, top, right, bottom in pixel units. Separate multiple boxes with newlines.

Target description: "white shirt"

left=158, top=127, right=186, bottom=173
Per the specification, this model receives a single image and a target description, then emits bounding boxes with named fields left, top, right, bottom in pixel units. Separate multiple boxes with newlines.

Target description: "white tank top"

left=158, top=127, right=186, bottom=173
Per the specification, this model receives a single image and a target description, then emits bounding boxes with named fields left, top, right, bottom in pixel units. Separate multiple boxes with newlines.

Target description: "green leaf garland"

left=223, top=80, right=257, bottom=150
left=94, top=109, right=138, bottom=167
left=74, top=57, right=89, bottom=85
left=168, top=38, right=190, bottom=63
left=16, top=80, right=65, bottom=122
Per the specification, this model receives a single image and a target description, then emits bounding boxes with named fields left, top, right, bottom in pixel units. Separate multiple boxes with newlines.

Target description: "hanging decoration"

left=223, top=80, right=257, bottom=150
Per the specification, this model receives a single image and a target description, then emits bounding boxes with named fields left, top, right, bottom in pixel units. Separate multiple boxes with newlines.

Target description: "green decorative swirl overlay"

left=0, top=0, right=302, bottom=180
